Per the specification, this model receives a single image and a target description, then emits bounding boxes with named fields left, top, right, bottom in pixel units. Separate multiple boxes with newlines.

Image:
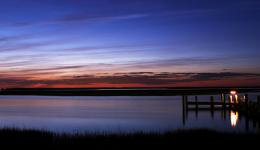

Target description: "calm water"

left=0, top=94, right=259, bottom=133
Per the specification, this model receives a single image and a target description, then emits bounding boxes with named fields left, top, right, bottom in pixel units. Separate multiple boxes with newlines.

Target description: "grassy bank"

left=0, top=128, right=259, bottom=149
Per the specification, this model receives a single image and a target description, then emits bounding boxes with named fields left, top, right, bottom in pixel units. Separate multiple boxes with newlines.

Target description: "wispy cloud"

left=1, top=72, right=260, bottom=88
left=54, top=13, right=150, bottom=24
left=1, top=7, right=221, bottom=29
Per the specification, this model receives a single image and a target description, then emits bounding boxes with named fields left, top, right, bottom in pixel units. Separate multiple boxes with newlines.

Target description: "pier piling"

left=195, top=96, right=198, bottom=109
left=221, top=94, right=226, bottom=109
left=245, top=94, right=249, bottom=109
left=195, top=96, right=198, bottom=119
left=210, top=96, right=214, bottom=110
left=210, top=96, right=214, bottom=118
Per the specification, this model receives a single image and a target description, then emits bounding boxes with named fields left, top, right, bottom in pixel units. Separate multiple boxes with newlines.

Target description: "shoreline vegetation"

left=0, top=128, right=259, bottom=149
left=0, top=87, right=260, bottom=96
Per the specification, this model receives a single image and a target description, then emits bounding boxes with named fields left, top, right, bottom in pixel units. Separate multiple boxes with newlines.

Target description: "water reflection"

left=0, top=95, right=259, bottom=133
left=182, top=94, right=260, bottom=132
left=230, top=111, right=239, bottom=127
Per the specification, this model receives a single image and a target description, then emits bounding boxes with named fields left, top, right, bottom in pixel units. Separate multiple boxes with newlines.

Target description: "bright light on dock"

left=229, top=90, right=238, bottom=103
left=230, top=111, right=239, bottom=127
left=230, top=90, right=237, bottom=95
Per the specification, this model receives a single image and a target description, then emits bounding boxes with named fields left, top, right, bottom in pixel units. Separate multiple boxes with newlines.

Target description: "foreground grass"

left=0, top=129, right=259, bottom=149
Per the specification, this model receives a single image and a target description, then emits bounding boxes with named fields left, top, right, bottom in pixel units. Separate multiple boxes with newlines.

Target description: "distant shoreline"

left=0, top=87, right=260, bottom=96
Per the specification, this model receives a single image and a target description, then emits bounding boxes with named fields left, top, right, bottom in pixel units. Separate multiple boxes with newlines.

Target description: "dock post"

left=195, top=96, right=198, bottom=119
left=210, top=96, right=214, bottom=110
left=223, top=109, right=227, bottom=121
left=221, top=94, right=226, bottom=109
left=182, top=95, right=186, bottom=126
left=245, top=94, right=249, bottom=110
left=221, top=93, right=224, bottom=102
left=221, top=94, right=225, bottom=120
left=182, top=95, right=186, bottom=109
left=210, top=96, right=214, bottom=118
left=228, top=95, right=232, bottom=109
left=195, top=96, right=198, bottom=109
left=185, top=95, right=188, bottom=110
left=223, top=94, right=226, bottom=109
left=185, top=95, right=189, bottom=120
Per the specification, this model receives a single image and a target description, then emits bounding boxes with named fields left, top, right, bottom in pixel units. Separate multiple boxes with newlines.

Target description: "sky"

left=0, top=0, right=260, bottom=88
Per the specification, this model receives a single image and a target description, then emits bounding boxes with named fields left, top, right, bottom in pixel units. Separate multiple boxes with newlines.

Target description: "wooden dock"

left=182, top=94, right=252, bottom=110
left=182, top=93, right=260, bottom=131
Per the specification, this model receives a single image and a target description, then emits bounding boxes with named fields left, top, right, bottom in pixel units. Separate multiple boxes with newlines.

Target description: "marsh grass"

left=0, top=128, right=259, bottom=149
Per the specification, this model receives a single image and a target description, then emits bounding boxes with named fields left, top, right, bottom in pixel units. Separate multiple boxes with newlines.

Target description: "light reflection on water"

left=0, top=94, right=259, bottom=133
left=230, top=111, right=239, bottom=128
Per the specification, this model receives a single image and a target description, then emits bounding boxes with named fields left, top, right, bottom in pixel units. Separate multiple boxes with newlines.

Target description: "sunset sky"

left=0, top=0, right=260, bottom=88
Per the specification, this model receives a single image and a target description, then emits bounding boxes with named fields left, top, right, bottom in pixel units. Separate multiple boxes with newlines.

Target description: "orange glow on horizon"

left=1, top=74, right=260, bottom=88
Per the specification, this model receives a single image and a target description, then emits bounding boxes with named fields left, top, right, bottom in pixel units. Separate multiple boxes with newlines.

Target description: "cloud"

left=1, top=72, right=260, bottom=88
left=0, top=13, right=151, bottom=28
left=0, top=34, right=33, bottom=46
left=49, top=8, right=220, bottom=25
left=0, top=39, right=68, bottom=52
left=55, top=13, right=150, bottom=24
left=223, top=68, right=233, bottom=71
left=2, top=7, right=221, bottom=29
left=115, top=57, right=230, bottom=69
left=1, top=55, right=259, bottom=80
left=19, top=65, right=86, bottom=73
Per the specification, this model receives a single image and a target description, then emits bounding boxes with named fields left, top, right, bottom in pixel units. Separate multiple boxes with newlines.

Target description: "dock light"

left=230, top=90, right=237, bottom=95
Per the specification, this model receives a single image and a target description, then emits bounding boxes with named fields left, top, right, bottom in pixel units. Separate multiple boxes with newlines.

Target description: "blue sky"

left=0, top=0, right=260, bottom=88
